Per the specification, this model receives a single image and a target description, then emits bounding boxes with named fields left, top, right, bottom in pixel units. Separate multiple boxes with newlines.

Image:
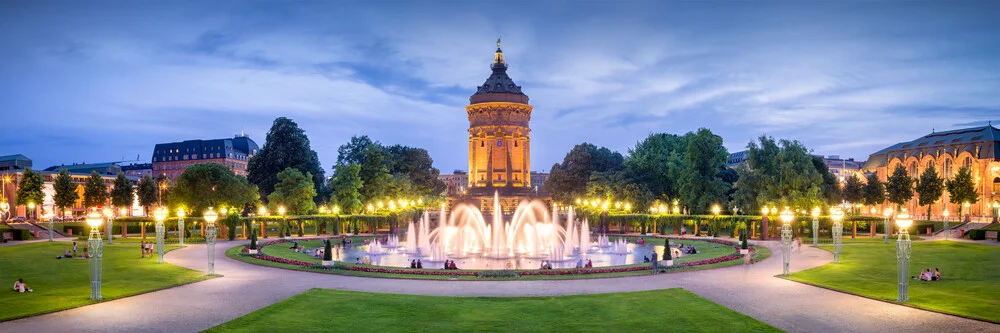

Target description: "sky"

left=1, top=1, right=999, bottom=175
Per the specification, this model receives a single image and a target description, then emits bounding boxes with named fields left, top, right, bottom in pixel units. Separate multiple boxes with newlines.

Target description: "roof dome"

left=470, top=38, right=529, bottom=104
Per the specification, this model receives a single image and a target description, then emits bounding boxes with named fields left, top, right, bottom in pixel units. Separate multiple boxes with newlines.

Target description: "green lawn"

left=786, top=241, right=1000, bottom=323
left=0, top=242, right=212, bottom=321
left=205, top=288, right=779, bottom=333
left=228, top=239, right=770, bottom=280
left=804, top=236, right=923, bottom=244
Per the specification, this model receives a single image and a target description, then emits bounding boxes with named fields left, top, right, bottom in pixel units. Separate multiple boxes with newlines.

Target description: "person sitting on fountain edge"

left=416, top=259, right=423, bottom=269
left=576, top=259, right=583, bottom=268
left=410, top=260, right=417, bottom=268
left=449, top=261, right=458, bottom=270
left=643, top=255, right=650, bottom=263
left=585, top=259, right=593, bottom=268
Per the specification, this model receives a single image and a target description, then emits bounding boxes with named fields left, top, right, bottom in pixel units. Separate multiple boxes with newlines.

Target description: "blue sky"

left=1, top=1, right=998, bottom=173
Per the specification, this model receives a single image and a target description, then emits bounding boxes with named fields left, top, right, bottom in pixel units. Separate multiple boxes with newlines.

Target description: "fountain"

left=611, top=238, right=629, bottom=254
left=367, top=239, right=386, bottom=255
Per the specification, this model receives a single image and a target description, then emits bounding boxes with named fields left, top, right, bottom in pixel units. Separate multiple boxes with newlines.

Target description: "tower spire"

left=493, top=37, right=505, bottom=67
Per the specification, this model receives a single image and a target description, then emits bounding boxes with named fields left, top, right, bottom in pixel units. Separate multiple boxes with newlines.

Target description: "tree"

left=52, top=169, right=79, bottom=217
left=545, top=143, right=624, bottom=203
left=945, top=166, right=978, bottom=219
left=336, top=136, right=392, bottom=203
left=677, top=128, right=730, bottom=213
left=812, top=156, right=842, bottom=205
left=110, top=172, right=134, bottom=210
left=862, top=172, right=886, bottom=208
left=842, top=174, right=864, bottom=213
left=15, top=168, right=43, bottom=218
left=732, top=136, right=826, bottom=211
left=915, top=165, right=944, bottom=220
left=384, top=145, right=447, bottom=197
left=83, top=171, right=108, bottom=209
left=885, top=164, right=914, bottom=216
left=625, top=133, right=687, bottom=200
left=329, top=163, right=364, bottom=214
left=247, top=117, right=325, bottom=203
left=136, top=175, right=159, bottom=215
left=266, top=168, right=317, bottom=215
left=170, top=163, right=259, bottom=214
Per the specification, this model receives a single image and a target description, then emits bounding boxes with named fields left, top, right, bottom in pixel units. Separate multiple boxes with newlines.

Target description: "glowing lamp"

left=153, top=207, right=168, bottom=222
left=711, top=204, right=720, bottom=216
left=278, top=206, right=286, bottom=216
left=779, top=207, right=794, bottom=224
left=942, top=209, right=949, bottom=218
left=812, top=206, right=821, bottom=218
left=204, top=207, right=219, bottom=225
left=896, top=209, right=913, bottom=230
left=831, top=208, right=844, bottom=223
left=86, top=210, right=103, bottom=228
left=258, top=207, right=267, bottom=216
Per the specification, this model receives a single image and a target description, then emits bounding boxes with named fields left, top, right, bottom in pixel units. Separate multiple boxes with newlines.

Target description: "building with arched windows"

left=864, top=124, right=1000, bottom=219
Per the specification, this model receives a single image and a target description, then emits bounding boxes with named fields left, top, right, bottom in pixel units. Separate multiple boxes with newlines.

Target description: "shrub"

left=249, top=229, right=258, bottom=250
left=968, top=229, right=986, bottom=240
left=663, top=238, right=672, bottom=260
left=478, top=270, right=519, bottom=278
left=323, top=239, right=333, bottom=261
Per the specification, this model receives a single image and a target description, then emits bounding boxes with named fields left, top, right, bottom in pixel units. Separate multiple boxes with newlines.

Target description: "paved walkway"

left=1, top=239, right=997, bottom=333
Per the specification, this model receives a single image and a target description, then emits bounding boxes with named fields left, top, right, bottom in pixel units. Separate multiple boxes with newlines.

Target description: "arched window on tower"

left=944, top=159, right=952, bottom=178
left=964, top=156, right=972, bottom=169
left=497, top=139, right=502, bottom=146
left=994, top=177, right=1000, bottom=193
left=514, top=141, right=518, bottom=147
left=480, top=141, right=485, bottom=147
left=909, top=161, right=918, bottom=177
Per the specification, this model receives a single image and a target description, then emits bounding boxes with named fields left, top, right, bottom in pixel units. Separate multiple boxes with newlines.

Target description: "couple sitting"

left=13, top=279, right=32, bottom=293
left=917, top=268, right=942, bottom=281
left=539, top=261, right=553, bottom=270
left=410, top=259, right=424, bottom=269
left=56, top=250, right=73, bottom=259
left=443, top=260, right=458, bottom=270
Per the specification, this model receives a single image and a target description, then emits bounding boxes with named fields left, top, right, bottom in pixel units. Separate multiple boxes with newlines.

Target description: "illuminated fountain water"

left=611, top=238, right=629, bottom=254
left=597, top=234, right=611, bottom=248
left=367, top=239, right=386, bottom=255
left=404, top=191, right=588, bottom=261
left=386, top=235, right=400, bottom=249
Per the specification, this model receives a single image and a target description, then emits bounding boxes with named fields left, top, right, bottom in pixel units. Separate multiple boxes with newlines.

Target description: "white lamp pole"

left=831, top=208, right=844, bottom=263
left=779, top=207, right=794, bottom=276
left=811, top=207, right=820, bottom=246
left=942, top=208, right=950, bottom=241
left=177, top=208, right=186, bottom=246
left=153, top=207, right=167, bottom=264
left=102, top=207, right=113, bottom=244
left=45, top=210, right=54, bottom=241
left=204, top=207, right=219, bottom=275
left=85, top=210, right=104, bottom=300
left=896, top=209, right=913, bottom=302
left=883, top=208, right=893, bottom=244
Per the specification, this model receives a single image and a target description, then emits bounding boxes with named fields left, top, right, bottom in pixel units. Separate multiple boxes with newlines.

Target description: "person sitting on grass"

left=917, top=268, right=931, bottom=281
left=933, top=268, right=941, bottom=281
left=643, top=255, right=650, bottom=263
left=58, top=250, right=72, bottom=259
left=585, top=259, right=593, bottom=268
left=416, top=260, right=423, bottom=269
left=576, top=259, right=583, bottom=268
left=411, top=260, right=417, bottom=268
left=449, top=261, right=458, bottom=270
left=13, top=279, right=32, bottom=293
left=354, top=257, right=361, bottom=264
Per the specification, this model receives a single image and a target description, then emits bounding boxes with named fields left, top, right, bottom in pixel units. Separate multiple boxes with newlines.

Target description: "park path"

left=0, top=239, right=997, bottom=333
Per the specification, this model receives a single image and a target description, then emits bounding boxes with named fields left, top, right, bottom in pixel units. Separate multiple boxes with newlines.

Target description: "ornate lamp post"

left=45, top=209, right=54, bottom=241
left=831, top=208, right=844, bottom=263
left=883, top=207, right=893, bottom=244
left=177, top=208, right=186, bottom=246
left=963, top=201, right=970, bottom=222
left=779, top=207, right=794, bottom=276
left=102, top=207, right=113, bottom=244
left=895, top=209, right=913, bottom=302
left=711, top=204, right=720, bottom=238
left=153, top=207, right=167, bottom=264
left=0, top=199, right=8, bottom=222
left=992, top=201, right=999, bottom=223
left=942, top=208, right=950, bottom=240
left=85, top=210, right=104, bottom=300
left=278, top=206, right=287, bottom=238
left=258, top=207, right=268, bottom=239
left=811, top=207, right=820, bottom=246
left=204, top=207, right=219, bottom=275
left=27, top=202, right=36, bottom=221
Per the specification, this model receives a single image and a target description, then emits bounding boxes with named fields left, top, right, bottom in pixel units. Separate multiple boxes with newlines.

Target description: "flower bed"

left=238, top=237, right=758, bottom=278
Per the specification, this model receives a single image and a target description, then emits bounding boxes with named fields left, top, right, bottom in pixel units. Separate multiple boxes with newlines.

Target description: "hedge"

left=0, top=226, right=34, bottom=240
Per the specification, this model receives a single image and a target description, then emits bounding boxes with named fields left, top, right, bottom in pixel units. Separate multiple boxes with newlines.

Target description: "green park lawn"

left=786, top=241, right=1000, bottom=323
left=228, top=238, right=769, bottom=280
left=205, top=288, right=779, bottom=333
left=0, top=242, right=211, bottom=321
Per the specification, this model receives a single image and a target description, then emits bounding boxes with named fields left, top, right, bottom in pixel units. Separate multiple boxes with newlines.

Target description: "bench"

left=2, top=232, right=12, bottom=242
left=987, top=231, right=998, bottom=240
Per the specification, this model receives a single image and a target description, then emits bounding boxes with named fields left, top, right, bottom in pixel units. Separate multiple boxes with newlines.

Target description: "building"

left=727, top=151, right=747, bottom=168
left=121, top=163, right=153, bottom=178
left=449, top=40, right=549, bottom=213
left=864, top=124, right=1000, bottom=219
left=439, top=171, right=469, bottom=196
left=152, top=134, right=259, bottom=181
left=821, top=155, right=866, bottom=181
left=1, top=155, right=139, bottom=220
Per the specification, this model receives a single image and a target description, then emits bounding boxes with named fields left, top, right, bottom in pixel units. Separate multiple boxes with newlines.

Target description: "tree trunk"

left=122, top=222, right=128, bottom=238
left=261, top=221, right=267, bottom=238
left=141, top=223, right=146, bottom=239
left=760, top=217, right=769, bottom=241
left=852, top=222, right=857, bottom=238
left=870, top=221, right=875, bottom=237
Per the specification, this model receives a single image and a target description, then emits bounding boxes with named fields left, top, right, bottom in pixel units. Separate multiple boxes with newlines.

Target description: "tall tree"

left=678, top=128, right=730, bottom=213
left=885, top=164, right=914, bottom=216
left=812, top=156, right=842, bottom=205
left=384, top=145, right=447, bottom=196
left=842, top=174, right=864, bottom=213
left=170, top=163, right=260, bottom=214
left=52, top=169, right=79, bottom=217
left=544, top=143, right=624, bottom=203
left=266, top=168, right=317, bottom=215
left=732, top=136, right=825, bottom=211
left=915, top=165, right=944, bottom=220
left=329, top=163, right=364, bottom=214
left=110, top=172, right=134, bottom=211
left=15, top=168, right=44, bottom=217
left=83, top=171, right=108, bottom=209
left=336, top=135, right=393, bottom=203
left=862, top=172, right=886, bottom=208
left=624, top=133, right=687, bottom=200
left=945, top=166, right=978, bottom=219
left=247, top=117, right=325, bottom=203
left=136, top=175, right=159, bottom=215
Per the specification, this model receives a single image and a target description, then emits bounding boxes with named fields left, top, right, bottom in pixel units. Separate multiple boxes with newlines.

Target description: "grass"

left=227, top=239, right=771, bottom=280
left=804, top=236, right=923, bottom=244
left=0, top=242, right=212, bottom=321
left=785, top=241, right=1000, bottom=323
left=205, top=288, right=780, bottom=333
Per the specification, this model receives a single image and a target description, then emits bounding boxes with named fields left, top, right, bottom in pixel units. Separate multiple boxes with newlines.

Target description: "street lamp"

left=27, top=201, right=36, bottom=221
left=203, top=207, right=219, bottom=275
left=177, top=208, right=186, bottom=246
left=779, top=207, right=794, bottom=276
left=257, top=207, right=267, bottom=239
left=44, top=209, right=54, bottom=241
left=278, top=206, right=287, bottom=238
left=992, top=201, right=1000, bottom=223
left=811, top=207, right=820, bottom=246
left=883, top=207, right=893, bottom=244
left=102, top=207, right=113, bottom=244
left=896, top=209, right=913, bottom=302
left=153, top=207, right=167, bottom=263
left=85, top=210, right=104, bottom=300
left=963, top=201, right=970, bottom=221
left=831, top=208, right=844, bottom=263
left=942, top=208, right=950, bottom=241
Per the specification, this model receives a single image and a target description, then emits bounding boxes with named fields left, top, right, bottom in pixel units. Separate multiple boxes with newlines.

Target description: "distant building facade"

left=727, top=151, right=747, bottom=168
left=864, top=125, right=1000, bottom=219
left=820, top=155, right=866, bottom=181
left=121, top=163, right=153, bottom=178
left=152, top=135, right=259, bottom=181
left=1, top=155, right=139, bottom=220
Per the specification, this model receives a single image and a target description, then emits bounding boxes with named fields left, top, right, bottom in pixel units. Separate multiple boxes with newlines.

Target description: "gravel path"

left=1, top=238, right=997, bottom=333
